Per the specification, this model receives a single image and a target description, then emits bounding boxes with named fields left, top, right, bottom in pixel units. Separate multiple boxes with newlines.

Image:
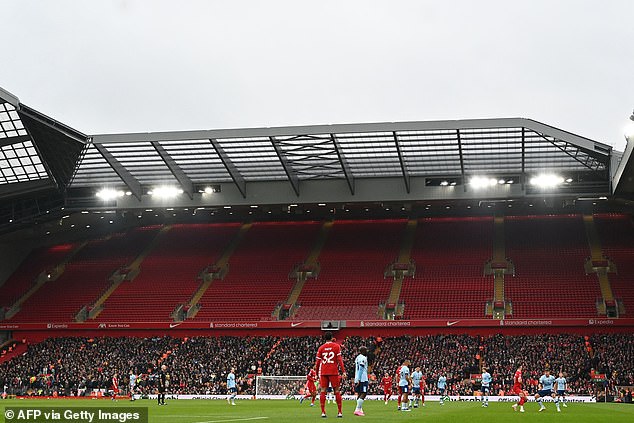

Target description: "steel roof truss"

left=93, top=143, right=142, bottom=200
left=270, top=136, right=300, bottom=196
left=209, top=138, right=247, bottom=198
left=151, top=141, right=194, bottom=199
left=331, top=134, right=355, bottom=195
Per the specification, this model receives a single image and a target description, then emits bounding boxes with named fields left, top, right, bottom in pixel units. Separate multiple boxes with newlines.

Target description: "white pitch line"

left=192, top=417, right=269, bottom=423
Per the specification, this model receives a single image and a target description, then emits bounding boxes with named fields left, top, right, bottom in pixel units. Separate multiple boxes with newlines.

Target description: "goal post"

left=255, top=375, right=306, bottom=398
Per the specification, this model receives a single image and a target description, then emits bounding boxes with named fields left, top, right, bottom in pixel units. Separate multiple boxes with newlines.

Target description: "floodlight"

left=470, top=176, right=497, bottom=189
left=440, top=180, right=449, bottom=186
left=530, top=174, right=564, bottom=188
left=150, top=186, right=183, bottom=198
left=96, top=189, right=124, bottom=200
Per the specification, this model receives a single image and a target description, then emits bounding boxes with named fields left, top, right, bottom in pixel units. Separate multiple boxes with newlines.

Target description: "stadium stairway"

left=9, top=228, right=161, bottom=323
left=400, top=217, right=494, bottom=320
left=277, top=220, right=333, bottom=320
left=93, top=223, right=241, bottom=322
left=192, top=221, right=320, bottom=321
left=594, top=213, right=633, bottom=316
left=504, top=214, right=600, bottom=318
left=181, top=222, right=252, bottom=320
left=484, top=216, right=514, bottom=319
left=381, top=218, right=417, bottom=319
left=293, top=220, right=405, bottom=321
left=2, top=241, right=89, bottom=320
left=78, top=225, right=173, bottom=321
left=582, top=214, right=618, bottom=316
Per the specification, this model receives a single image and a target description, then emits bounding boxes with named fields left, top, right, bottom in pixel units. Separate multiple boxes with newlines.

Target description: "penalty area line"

left=192, top=417, right=269, bottom=423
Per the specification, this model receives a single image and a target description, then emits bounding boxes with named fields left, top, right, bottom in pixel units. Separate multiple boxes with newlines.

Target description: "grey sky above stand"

left=1, top=0, right=633, bottom=152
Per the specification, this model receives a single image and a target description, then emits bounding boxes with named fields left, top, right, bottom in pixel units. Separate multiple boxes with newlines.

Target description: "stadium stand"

left=293, top=220, right=406, bottom=320
left=504, top=214, right=601, bottom=318
left=96, top=223, right=241, bottom=321
left=0, top=243, right=76, bottom=310
left=8, top=227, right=160, bottom=322
left=192, top=221, right=322, bottom=321
left=400, top=217, right=494, bottom=319
left=3, top=214, right=634, bottom=323
left=595, top=213, right=634, bottom=313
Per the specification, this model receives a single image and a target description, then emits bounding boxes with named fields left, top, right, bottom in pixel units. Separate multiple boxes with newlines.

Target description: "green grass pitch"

left=2, top=399, right=633, bottom=423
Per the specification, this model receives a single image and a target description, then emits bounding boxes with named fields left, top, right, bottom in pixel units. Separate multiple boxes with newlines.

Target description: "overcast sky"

left=1, top=0, right=633, bottom=150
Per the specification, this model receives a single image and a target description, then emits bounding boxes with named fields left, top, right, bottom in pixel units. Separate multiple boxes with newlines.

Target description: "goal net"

left=255, top=375, right=307, bottom=399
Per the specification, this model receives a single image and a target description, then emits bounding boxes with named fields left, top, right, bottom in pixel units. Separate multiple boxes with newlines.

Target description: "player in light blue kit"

left=353, top=346, right=369, bottom=416
left=555, top=372, right=568, bottom=409
left=411, top=367, right=423, bottom=408
left=535, top=369, right=557, bottom=412
left=398, top=360, right=412, bottom=412
left=481, top=367, right=492, bottom=407
left=437, top=373, right=447, bottom=405
left=226, top=368, right=237, bottom=406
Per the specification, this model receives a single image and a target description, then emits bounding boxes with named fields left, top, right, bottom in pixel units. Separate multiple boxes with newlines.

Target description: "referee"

left=157, top=364, right=168, bottom=405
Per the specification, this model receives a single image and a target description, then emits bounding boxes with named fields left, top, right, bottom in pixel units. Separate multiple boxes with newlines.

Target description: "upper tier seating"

left=4, top=214, right=633, bottom=323
left=192, top=221, right=321, bottom=321
left=0, top=243, right=75, bottom=308
left=97, top=223, right=241, bottom=321
left=505, top=215, right=599, bottom=318
left=594, top=214, right=634, bottom=313
left=400, top=217, right=493, bottom=319
left=294, top=220, right=405, bottom=320
left=9, top=227, right=160, bottom=322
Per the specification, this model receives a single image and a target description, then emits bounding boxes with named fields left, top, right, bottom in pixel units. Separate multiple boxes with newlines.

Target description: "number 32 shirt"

left=316, top=341, right=344, bottom=376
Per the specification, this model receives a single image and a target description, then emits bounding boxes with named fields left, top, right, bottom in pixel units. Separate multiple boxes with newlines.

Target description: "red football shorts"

left=511, top=384, right=523, bottom=395
left=320, top=375, right=340, bottom=389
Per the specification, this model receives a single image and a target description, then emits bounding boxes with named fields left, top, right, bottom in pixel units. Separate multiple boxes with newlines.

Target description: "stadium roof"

left=72, top=118, right=614, bottom=201
left=2, top=85, right=634, bottom=221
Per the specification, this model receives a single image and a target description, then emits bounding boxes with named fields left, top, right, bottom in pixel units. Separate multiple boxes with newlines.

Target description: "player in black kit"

left=157, top=364, right=167, bottom=405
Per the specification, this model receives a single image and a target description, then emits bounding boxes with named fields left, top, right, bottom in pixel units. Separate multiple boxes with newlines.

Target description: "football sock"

left=320, top=392, right=326, bottom=414
left=356, top=398, right=364, bottom=411
left=335, top=392, right=342, bottom=414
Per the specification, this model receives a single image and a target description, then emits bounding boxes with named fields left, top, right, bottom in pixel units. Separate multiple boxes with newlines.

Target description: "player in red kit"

left=300, top=368, right=318, bottom=406
left=395, top=365, right=403, bottom=410
left=111, top=373, right=119, bottom=401
left=381, top=372, right=393, bottom=404
left=315, top=332, right=346, bottom=418
left=511, top=365, right=526, bottom=413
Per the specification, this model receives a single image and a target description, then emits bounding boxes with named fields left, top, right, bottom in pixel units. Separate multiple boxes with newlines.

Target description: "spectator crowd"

left=1, top=333, right=632, bottom=398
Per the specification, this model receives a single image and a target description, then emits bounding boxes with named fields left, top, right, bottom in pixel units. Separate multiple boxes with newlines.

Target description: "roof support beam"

left=270, top=136, right=300, bottom=197
left=331, top=134, right=355, bottom=195
left=151, top=141, right=194, bottom=199
left=392, top=132, right=410, bottom=193
left=209, top=138, right=247, bottom=198
left=94, top=143, right=142, bottom=201
left=536, top=132, right=603, bottom=171
left=456, top=129, right=466, bottom=192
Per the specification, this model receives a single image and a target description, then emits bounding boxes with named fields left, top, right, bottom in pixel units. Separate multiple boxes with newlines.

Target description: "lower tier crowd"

left=1, top=333, right=632, bottom=398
